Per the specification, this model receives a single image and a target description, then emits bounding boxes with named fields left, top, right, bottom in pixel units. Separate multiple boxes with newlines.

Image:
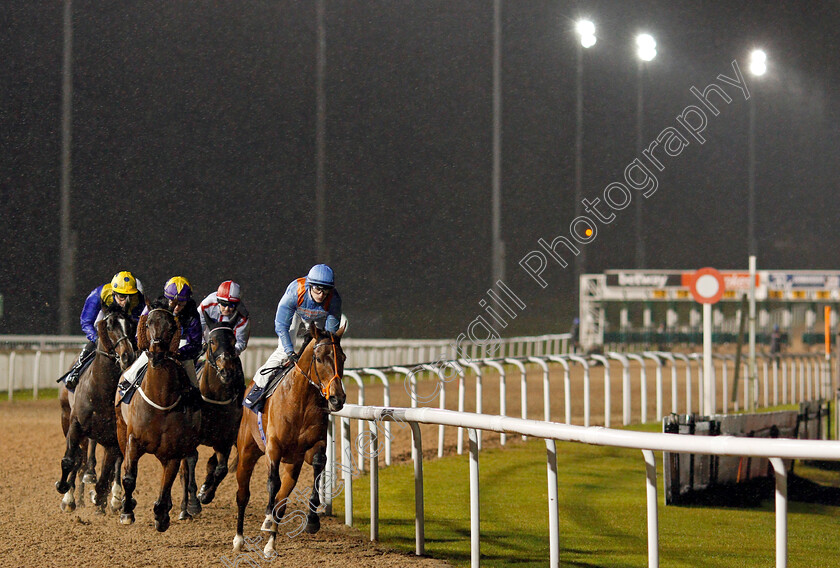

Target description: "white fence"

left=331, top=404, right=840, bottom=568
left=0, top=333, right=571, bottom=398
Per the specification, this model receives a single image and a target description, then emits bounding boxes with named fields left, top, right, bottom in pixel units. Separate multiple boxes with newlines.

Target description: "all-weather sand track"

left=0, top=398, right=452, bottom=568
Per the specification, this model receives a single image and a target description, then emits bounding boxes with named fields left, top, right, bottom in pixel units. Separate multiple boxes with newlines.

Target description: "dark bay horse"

left=193, top=315, right=245, bottom=508
left=232, top=322, right=346, bottom=556
left=56, top=306, right=137, bottom=514
left=115, top=303, right=201, bottom=532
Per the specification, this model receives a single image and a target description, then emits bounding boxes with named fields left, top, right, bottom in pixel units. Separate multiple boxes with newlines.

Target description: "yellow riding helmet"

left=111, top=271, right=139, bottom=295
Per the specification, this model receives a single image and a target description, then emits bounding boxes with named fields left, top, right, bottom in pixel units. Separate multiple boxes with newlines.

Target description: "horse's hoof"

left=110, top=496, right=121, bottom=513
left=304, top=513, right=321, bottom=534
left=94, top=506, right=107, bottom=516
left=55, top=480, right=70, bottom=494
left=197, top=487, right=214, bottom=505
left=89, top=490, right=98, bottom=505
left=233, top=534, right=244, bottom=553
left=60, top=500, right=76, bottom=513
left=119, top=513, right=134, bottom=525
left=260, top=515, right=273, bottom=532
left=178, top=511, right=192, bottom=521
left=187, top=502, right=202, bottom=517
left=82, top=472, right=97, bottom=485
left=155, top=516, right=170, bottom=533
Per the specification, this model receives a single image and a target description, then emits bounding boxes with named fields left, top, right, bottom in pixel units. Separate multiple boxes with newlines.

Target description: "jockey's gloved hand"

left=281, top=352, right=299, bottom=367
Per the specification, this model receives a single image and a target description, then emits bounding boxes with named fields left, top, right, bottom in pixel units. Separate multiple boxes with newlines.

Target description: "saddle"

left=263, top=363, right=296, bottom=401
left=116, top=364, right=149, bottom=406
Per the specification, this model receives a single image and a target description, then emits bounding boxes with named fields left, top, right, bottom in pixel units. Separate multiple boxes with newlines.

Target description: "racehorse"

left=56, top=305, right=137, bottom=514
left=115, top=301, right=201, bottom=532
left=192, top=315, right=245, bottom=508
left=232, top=322, right=346, bottom=556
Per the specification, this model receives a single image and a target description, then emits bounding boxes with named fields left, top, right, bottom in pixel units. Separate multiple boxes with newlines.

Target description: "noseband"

left=294, top=338, right=342, bottom=401
left=97, top=313, right=134, bottom=363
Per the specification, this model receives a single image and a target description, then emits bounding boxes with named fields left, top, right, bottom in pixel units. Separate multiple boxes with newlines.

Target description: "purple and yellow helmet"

left=164, top=276, right=192, bottom=302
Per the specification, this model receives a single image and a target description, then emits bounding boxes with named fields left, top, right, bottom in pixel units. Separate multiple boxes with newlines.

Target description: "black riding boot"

left=64, top=341, right=96, bottom=391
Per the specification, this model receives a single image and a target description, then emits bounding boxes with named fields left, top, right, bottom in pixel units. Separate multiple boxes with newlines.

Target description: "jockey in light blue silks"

left=243, top=264, right=342, bottom=413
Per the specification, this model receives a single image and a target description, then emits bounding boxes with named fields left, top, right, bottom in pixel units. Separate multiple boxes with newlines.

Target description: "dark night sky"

left=2, top=1, right=839, bottom=338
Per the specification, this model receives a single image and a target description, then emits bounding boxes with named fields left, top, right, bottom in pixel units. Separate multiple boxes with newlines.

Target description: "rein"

left=294, top=339, right=342, bottom=401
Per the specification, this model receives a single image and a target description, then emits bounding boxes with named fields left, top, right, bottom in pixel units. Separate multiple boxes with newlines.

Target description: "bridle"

left=97, top=312, right=134, bottom=364
left=147, top=308, right=175, bottom=349
left=294, top=336, right=343, bottom=401
left=146, top=308, right=179, bottom=365
left=206, top=326, right=235, bottom=376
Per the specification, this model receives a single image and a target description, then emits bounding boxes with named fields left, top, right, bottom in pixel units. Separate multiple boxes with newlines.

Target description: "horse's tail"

left=228, top=446, right=238, bottom=472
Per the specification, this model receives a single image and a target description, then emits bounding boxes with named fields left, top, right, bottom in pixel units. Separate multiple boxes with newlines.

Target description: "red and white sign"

left=689, top=267, right=725, bottom=304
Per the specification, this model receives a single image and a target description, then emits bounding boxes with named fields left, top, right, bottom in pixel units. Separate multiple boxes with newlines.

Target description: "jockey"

left=198, top=280, right=250, bottom=355
left=119, top=277, right=203, bottom=397
left=243, top=264, right=342, bottom=412
left=64, top=270, right=145, bottom=391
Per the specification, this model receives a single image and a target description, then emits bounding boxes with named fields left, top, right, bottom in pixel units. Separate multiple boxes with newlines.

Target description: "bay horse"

left=192, top=315, right=245, bottom=509
left=115, top=301, right=201, bottom=532
left=56, top=305, right=137, bottom=514
left=232, top=322, right=346, bottom=557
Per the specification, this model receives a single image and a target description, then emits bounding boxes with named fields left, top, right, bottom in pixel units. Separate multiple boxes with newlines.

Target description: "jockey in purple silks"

left=119, top=277, right=203, bottom=399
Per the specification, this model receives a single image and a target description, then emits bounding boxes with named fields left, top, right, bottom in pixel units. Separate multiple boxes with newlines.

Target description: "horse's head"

left=138, top=297, right=180, bottom=366
left=204, top=313, right=239, bottom=385
left=96, top=304, right=137, bottom=370
left=306, top=320, right=347, bottom=412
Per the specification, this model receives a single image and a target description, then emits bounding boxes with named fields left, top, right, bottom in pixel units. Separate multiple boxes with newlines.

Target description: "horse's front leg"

left=153, top=458, right=181, bottom=533
left=92, top=445, right=118, bottom=514
left=119, top=434, right=142, bottom=525
left=305, top=447, right=327, bottom=534
left=179, top=451, right=201, bottom=520
left=110, top=454, right=124, bottom=513
left=264, top=461, right=305, bottom=557
left=233, top=437, right=262, bottom=553
left=198, top=452, right=218, bottom=504
left=56, top=419, right=83, bottom=501
left=83, top=439, right=98, bottom=485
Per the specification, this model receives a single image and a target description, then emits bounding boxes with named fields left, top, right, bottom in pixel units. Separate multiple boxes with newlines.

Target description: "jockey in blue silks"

left=63, top=271, right=145, bottom=391
left=243, top=264, right=342, bottom=412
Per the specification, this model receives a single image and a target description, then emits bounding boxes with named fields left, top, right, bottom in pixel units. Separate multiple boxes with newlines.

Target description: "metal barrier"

left=335, top=403, right=840, bottom=568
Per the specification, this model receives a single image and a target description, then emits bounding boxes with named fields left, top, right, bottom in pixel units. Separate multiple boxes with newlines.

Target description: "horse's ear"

left=168, top=326, right=181, bottom=356
left=136, top=314, right=150, bottom=351
left=335, top=315, right=348, bottom=338
left=97, top=320, right=113, bottom=351
left=309, top=322, right=320, bottom=340
left=204, top=310, right=217, bottom=330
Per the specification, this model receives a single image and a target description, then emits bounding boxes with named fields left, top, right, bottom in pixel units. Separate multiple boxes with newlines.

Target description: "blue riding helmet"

left=306, top=264, right=335, bottom=289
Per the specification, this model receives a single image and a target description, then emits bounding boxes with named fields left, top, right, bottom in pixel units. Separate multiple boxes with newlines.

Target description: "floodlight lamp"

left=576, top=20, right=595, bottom=38
left=749, top=49, right=767, bottom=76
